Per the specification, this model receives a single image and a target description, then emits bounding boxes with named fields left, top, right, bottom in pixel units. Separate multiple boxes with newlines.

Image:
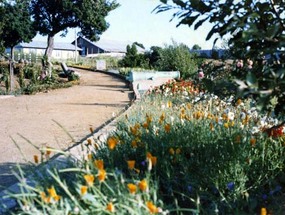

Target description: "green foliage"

left=192, top=44, right=201, bottom=50
left=1, top=0, right=35, bottom=58
left=144, top=46, right=162, bottom=69
left=119, top=43, right=149, bottom=69
left=156, top=41, right=199, bottom=79
left=0, top=64, right=10, bottom=93
left=8, top=80, right=285, bottom=214
left=156, top=0, right=285, bottom=116
left=30, top=0, right=119, bottom=60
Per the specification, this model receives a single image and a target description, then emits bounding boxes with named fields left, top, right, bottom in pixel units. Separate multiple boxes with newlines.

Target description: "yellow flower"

left=106, top=202, right=115, bottom=212
left=53, top=195, right=61, bottom=201
left=47, top=186, right=60, bottom=201
left=146, top=114, right=152, bottom=124
left=127, top=160, right=136, bottom=170
left=146, top=152, right=152, bottom=159
left=169, top=148, right=175, bottom=155
left=236, top=99, right=242, bottom=106
left=94, top=159, right=104, bottom=170
left=45, top=146, right=52, bottom=156
left=193, top=111, right=200, bottom=119
left=84, top=174, right=95, bottom=186
left=222, top=113, right=228, bottom=121
left=131, top=140, right=138, bottom=148
left=164, top=123, right=171, bottom=133
left=250, top=138, right=256, bottom=146
left=235, top=135, right=241, bottom=144
left=87, top=154, right=92, bottom=160
left=127, top=183, right=137, bottom=194
left=40, top=192, right=51, bottom=204
left=160, top=112, right=165, bottom=122
left=87, top=138, right=92, bottom=145
left=107, top=136, right=118, bottom=150
left=34, top=155, right=39, bottom=164
left=210, top=122, right=214, bottom=131
left=94, top=143, right=99, bottom=150
left=130, top=126, right=139, bottom=136
left=146, top=201, right=159, bottom=214
left=151, top=156, right=157, bottom=166
left=143, top=122, right=149, bottom=129
left=186, top=103, right=191, bottom=109
left=167, top=100, right=172, bottom=108
left=175, top=148, right=181, bottom=154
left=98, top=169, right=106, bottom=182
left=224, top=122, right=229, bottom=129
left=138, top=179, right=148, bottom=192
left=80, top=185, right=88, bottom=195
left=260, top=207, right=267, bottom=215
left=47, top=186, right=57, bottom=198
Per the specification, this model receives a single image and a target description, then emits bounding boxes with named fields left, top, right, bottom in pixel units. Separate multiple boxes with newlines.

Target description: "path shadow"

left=83, top=84, right=130, bottom=89
left=67, top=102, right=130, bottom=107
left=0, top=162, right=34, bottom=193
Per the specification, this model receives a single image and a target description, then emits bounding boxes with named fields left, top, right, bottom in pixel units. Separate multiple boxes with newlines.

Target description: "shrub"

left=119, top=43, right=149, bottom=69
left=156, top=41, right=200, bottom=79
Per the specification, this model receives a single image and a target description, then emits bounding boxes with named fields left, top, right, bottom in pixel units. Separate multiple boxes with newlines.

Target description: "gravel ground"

left=0, top=68, right=133, bottom=191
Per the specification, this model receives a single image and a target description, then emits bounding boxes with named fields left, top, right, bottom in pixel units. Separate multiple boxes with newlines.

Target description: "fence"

left=4, top=52, right=43, bottom=64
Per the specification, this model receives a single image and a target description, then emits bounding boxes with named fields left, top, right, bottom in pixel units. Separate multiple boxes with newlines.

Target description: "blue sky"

left=34, top=0, right=220, bottom=49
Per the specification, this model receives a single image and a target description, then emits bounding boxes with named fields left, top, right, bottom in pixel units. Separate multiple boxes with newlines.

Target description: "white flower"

left=170, top=116, right=175, bottom=125
left=251, top=126, right=260, bottom=134
left=74, top=207, right=80, bottom=214
left=228, top=112, right=235, bottom=121
left=240, top=112, right=246, bottom=120
left=239, top=122, right=245, bottom=130
left=259, top=116, right=268, bottom=128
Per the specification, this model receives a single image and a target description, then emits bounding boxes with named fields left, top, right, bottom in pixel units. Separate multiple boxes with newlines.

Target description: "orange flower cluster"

left=40, top=186, right=61, bottom=203
left=80, top=159, right=107, bottom=195
left=147, top=152, right=157, bottom=167
left=107, top=136, right=119, bottom=150
left=146, top=201, right=159, bottom=214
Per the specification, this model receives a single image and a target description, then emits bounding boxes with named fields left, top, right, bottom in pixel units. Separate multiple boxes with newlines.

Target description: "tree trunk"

left=43, top=35, right=54, bottom=78
left=9, top=46, right=14, bottom=92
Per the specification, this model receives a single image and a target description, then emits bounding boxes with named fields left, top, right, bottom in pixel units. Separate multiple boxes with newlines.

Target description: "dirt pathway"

left=0, top=69, right=133, bottom=190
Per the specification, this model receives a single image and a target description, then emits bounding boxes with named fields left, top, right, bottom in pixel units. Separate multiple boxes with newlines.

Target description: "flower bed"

left=7, top=80, right=285, bottom=214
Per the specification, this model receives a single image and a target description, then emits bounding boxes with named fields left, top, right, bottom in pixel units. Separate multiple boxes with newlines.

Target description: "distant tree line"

left=119, top=41, right=202, bottom=79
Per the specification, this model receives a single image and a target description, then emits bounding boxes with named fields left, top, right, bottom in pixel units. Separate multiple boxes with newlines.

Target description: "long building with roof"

left=6, top=41, right=81, bottom=60
left=72, top=36, right=145, bottom=58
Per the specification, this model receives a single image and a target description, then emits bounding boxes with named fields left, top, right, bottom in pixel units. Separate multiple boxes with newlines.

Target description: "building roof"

left=75, top=36, right=145, bottom=53
left=15, top=41, right=82, bottom=51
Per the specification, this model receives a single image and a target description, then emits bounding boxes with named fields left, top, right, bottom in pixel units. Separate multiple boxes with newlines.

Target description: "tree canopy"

left=0, top=0, right=35, bottom=60
left=156, top=0, right=285, bottom=115
left=30, top=0, right=119, bottom=75
left=30, top=0, right=119, bottom=51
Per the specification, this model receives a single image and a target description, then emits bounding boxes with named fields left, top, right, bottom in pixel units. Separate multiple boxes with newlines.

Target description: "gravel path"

left=0, top=69, right=133, bottom=191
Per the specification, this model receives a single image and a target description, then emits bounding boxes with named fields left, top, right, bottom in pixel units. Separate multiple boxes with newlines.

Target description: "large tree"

left=156, top=0, right=285, bottom=115
left=30, top=0, right=119, bottom=76
left=0, top=1, right=6, bottom=54
left=1, top=0, right=35, bottom=61
left=0, top=0, right=35, bottom=91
